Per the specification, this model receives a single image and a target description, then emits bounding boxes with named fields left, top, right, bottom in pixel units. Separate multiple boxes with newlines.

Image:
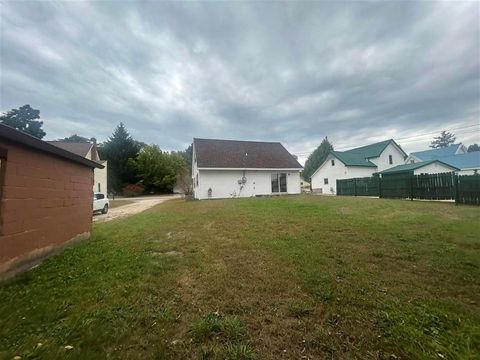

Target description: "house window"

left=196, top=174, right=199, bottom=187
left=98, top=183, right=101, bottom=192
left=410, top=160, right=414, bottom=164
left=271, top=173, right=287, bottom=193
left=331, top=159, right=335, bottom=166
left=324, top=178, right=328, bottom=185
left=389, top=155, right=393, bottom=164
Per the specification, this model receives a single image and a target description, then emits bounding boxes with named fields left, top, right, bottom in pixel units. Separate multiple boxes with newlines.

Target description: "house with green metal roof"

left=311, top=139, right=407, bottom=194
left=377, top=160, right=459, bottom=176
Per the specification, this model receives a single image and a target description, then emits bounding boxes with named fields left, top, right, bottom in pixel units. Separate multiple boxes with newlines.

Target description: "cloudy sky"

left=1, top=1, right=479, bottom=163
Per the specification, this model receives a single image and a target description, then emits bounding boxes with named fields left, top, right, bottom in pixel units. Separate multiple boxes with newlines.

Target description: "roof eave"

left=198, top=167, right=303, bottom=171
left=0, top=124, right=104, bottom=169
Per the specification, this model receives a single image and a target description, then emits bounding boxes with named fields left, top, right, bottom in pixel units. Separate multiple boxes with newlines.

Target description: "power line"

left=292, top=123, right=480, bottom=156
left=397, top=130, right=478, bottom=145
left=395, top=124, right=479, bottom=142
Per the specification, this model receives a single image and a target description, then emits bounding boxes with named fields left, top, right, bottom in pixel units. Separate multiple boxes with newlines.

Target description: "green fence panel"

left=381, top=173, right=411, bottom=198
left=458, top=175, right=480, bottom=205
left=356, top=176, right=379, bottom=196
left=337, top=172, right=479, bottom=205
left=337, top=178, right=356, bottom=196
left=413, top=172, right=455, bottom=200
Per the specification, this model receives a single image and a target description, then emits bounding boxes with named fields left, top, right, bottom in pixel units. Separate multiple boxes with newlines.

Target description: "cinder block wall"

left=0, top=141, right=94, bottom=278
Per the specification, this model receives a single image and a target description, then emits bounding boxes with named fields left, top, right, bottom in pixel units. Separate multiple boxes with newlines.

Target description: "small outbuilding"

left=0, top=124, right=104, bottom=279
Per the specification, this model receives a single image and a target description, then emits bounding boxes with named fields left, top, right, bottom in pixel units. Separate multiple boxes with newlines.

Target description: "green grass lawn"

left=1, top=196, right=479, bottom=359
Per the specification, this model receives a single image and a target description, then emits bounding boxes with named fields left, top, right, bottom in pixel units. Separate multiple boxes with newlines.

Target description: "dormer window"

left=389, top=155, right=393, bottom=165
left=331, top=159, right=335, bottom=166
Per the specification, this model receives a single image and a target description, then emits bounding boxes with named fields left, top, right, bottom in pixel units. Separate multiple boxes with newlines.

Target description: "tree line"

left=98, top=123, right=192, bottom=194
left=0, top=104, right=478, bottom=187
left=0, top=105, right=192, bottom=195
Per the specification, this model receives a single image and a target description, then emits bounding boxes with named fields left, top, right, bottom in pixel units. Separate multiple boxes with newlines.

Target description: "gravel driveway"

left=93, top=195, right=181, bottom=223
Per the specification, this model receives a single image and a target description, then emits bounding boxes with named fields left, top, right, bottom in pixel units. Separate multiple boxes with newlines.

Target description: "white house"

left=377, top=160, right=459, bottom=176
left=192, top=138, right=302, bottom=200
left=406, top=144, right=480, bottom=175
left=310, top=139, right=407, bottom=194
left=48, top=140, right=108, bottom=193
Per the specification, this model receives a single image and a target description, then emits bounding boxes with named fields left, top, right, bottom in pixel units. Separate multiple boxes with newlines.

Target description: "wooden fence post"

left=378, top=176, right=382, bottom=198
left=454, top=172, right=459, bottom=205
left=410, top=174, right=414, bottom=201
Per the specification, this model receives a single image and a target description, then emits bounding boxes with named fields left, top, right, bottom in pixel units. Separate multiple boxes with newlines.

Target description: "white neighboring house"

left=310, top=139, right=407, bottom=194
left=192, top=138, right=302, bottom=200
left=48, top=140, right=108, bottom=193
left=406, top=144, right=480, bottom=175
left=377, top=160, right=459, bottom=176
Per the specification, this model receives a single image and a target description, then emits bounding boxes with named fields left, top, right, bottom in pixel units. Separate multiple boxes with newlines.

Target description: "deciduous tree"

left=173, top=143, right=193, bottom=175
left=58, top=134, right=91, bottom=143
left=130, top=145, right=188, bottom=193
left=0, top=104, right=46, bottom=139
left=467, top=144, right=479, bottom=152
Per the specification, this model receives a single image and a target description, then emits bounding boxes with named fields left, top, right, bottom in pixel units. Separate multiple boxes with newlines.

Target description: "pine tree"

left=430, top=131, right=456, bottom=149
left=303, top=137, right=333, bottom=181
left=101, top=123, right=142, bottom=192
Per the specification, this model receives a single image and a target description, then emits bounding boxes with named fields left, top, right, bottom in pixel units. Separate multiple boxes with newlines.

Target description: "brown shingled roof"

left=46, top=141, right=93, bottom=157
left=0, top=124, right=103, bottom=169
left=194, top=138, right=302, bottom=169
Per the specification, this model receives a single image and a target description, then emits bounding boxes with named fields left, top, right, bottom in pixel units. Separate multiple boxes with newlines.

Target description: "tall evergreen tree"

left=430, top=131, right=456, bottom=149
left=303, top=137, right=333, bottom=181
left=101, top=123, right=142, bottom=192
left=0, top=104, right=46, bottom=139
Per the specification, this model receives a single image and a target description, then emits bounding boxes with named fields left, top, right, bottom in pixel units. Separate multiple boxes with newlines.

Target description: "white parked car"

left=93, top=192, right=109, bottom=214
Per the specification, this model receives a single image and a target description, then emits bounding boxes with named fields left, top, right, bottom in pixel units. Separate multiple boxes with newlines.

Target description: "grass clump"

left=200, top=344, right=256, bottom=360
left=224, top=344, right=257, bottom=360
left=191, top=312, right=247, bottom=343
left=288, top=302, right=313, bottom=318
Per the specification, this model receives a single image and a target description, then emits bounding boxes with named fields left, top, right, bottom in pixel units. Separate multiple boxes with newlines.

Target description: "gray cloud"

left=1, top=1, right=479, bottom=162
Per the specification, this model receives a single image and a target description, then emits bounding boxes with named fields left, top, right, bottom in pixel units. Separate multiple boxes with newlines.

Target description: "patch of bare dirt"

left=151, top=251, right=184, bottom=257
left=93, top=195, right=181, bottom=223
